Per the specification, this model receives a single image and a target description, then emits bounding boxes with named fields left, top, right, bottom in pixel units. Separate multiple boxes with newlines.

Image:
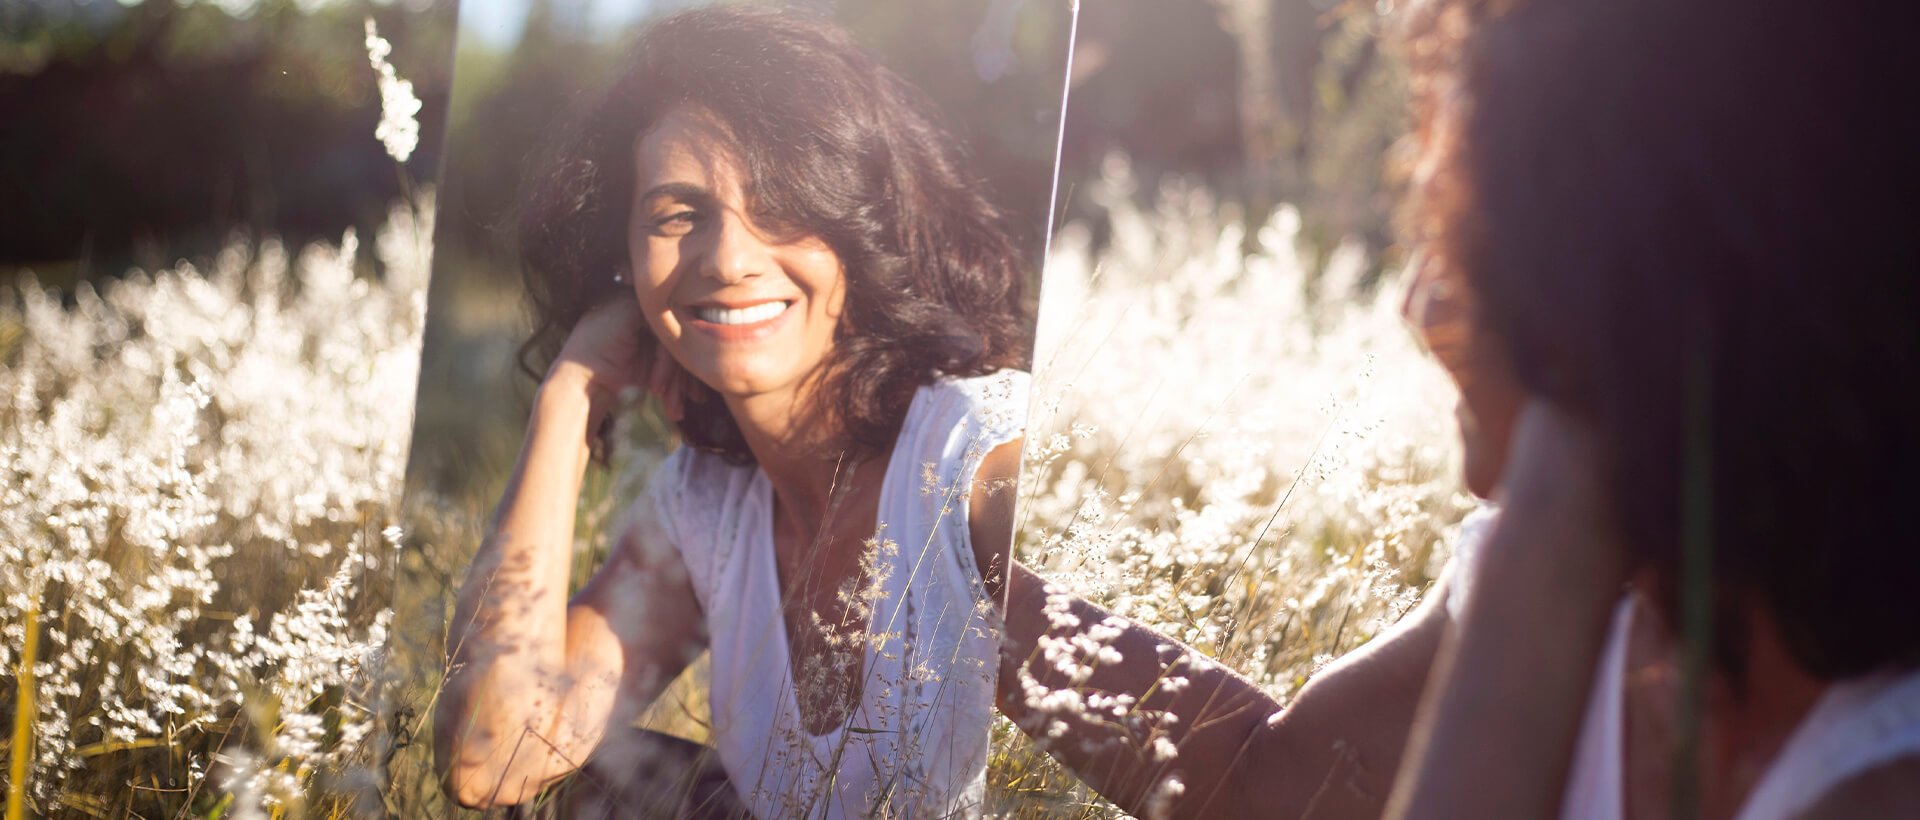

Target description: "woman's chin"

left=1463, top=456, right=1498, bottom=501
left=689, top=365, right=796, bottom=403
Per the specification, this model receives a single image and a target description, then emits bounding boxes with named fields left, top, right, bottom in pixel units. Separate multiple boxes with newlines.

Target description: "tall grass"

left=0, top=196, right=431, bottom=818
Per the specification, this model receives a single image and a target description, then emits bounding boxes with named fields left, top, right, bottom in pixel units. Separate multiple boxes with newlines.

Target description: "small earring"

left=612, top=268, right=626, bottom=284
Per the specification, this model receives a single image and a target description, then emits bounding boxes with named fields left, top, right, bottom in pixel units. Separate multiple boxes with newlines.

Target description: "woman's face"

left=626, top=105, right=847, bottom=403
left=1402, top=255, right=1526, bottom=499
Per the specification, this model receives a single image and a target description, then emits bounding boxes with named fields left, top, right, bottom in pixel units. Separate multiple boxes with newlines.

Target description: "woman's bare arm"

left=434, top=304, right=703, bottom=808
left=967, top=439, right=1023, bottom=600
left=1386, top=402, right=1626, bottom=819
left=997, top=559, right=1448, bottom=819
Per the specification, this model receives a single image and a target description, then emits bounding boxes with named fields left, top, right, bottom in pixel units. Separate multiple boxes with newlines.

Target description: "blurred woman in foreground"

left=1001, top=0, right=1920, bottom=816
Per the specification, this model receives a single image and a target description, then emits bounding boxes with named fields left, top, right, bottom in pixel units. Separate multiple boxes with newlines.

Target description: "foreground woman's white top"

left=639, top=370, right=1027, bottom=818
left=1446, top=507, right=1920, bottom=820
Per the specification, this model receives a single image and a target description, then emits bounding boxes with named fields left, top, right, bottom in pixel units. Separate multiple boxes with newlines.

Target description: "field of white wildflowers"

left=1, top=148, right=1467, bottom=818
left=384, top=158, right=1472, bottom=818
left=0, top=20, right=430, bottom=818
left=987, top=157, right=1473, bottom=816
left=0, top=193, right=430, bottom=817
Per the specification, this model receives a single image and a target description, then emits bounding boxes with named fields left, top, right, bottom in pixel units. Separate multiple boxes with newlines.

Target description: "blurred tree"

left=0, top=0, right=456, bottom=283
left=1208, top=0, right=1403, bottom=273
left=1054, top=0, right=1404, bottom=276
left=436, top=0, right=615, bottom=282
left=1215, top=0, right=1283, bottom=225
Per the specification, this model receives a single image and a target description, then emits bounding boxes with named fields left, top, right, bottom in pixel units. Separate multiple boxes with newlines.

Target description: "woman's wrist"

left=525, top=371, right=603, bottom=477
left=537, top=362, right=608, bottom=424
left=540, top=357, right=599, bottom=401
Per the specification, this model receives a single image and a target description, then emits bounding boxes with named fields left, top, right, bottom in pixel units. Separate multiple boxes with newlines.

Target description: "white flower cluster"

left=0, top=195, right=432, bottom=813
left=363, top=17, right=423, bottom=164
left=995, top=155, right=1475, bottom=811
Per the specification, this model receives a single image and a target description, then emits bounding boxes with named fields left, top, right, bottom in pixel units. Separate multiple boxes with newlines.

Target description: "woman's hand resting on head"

left=1388, top=399, right=1631, bottom=819
left=436, top=296, right=705, bottom=808
left=1492, top=400, right=1621, bottom=569
left=546, top=299, right=687, bottom=436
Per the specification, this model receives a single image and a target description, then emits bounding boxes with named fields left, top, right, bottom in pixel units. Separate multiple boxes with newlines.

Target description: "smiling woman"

left=511, top=5, right=1037, bottom=467
left=430, top=5, right=1047, bottom=817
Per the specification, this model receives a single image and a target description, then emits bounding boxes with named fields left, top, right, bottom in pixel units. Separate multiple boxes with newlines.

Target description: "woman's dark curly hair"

left=1401, top=0, right=1920, bottom=681
left=517, top=5, right=1030, bottom=463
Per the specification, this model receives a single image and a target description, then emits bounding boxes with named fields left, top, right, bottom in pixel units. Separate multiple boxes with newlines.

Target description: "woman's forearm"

left=1385, top=511, right=1618, bottom=819
left=437, top=372, right=602, bottom=806
left=997, top=562, right=1274, bottom=816
left=1386, top=404, right=1627, bottom=819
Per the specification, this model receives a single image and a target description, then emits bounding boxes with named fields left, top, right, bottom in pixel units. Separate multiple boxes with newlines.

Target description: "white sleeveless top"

left=639, top=370, right=1027, bottom=818
left=1444, top=506, right=1920, bottom=820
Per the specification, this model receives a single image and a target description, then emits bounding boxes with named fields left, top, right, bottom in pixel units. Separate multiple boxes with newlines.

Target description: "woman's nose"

left=699, top=211, right=775, bottom=285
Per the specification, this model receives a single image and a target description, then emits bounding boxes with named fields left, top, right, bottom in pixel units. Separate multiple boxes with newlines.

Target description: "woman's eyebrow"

left=636, top=181, right=713, bottom=204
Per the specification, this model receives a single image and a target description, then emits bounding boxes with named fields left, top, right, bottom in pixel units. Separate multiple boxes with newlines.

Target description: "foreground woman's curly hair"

left=1400, top=0, right=1920, bottom=682
left=517, top=5, right=1030, bottom=463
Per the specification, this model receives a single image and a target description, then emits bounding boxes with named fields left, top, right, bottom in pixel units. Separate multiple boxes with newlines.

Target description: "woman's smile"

left=693, top=300, right=789, bottom=326
left=680, top=298, right=796, bottom=342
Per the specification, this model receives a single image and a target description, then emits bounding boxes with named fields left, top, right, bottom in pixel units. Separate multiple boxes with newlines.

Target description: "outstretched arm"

left=997, top=560, right=1447, bottom=819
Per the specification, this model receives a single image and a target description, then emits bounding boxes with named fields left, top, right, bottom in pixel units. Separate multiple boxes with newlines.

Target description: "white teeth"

left=696, top=301, right=788, bottom=325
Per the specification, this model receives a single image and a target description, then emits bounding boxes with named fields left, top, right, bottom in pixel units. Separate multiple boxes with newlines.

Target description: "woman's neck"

left=724, top=384, right=867, bottom=537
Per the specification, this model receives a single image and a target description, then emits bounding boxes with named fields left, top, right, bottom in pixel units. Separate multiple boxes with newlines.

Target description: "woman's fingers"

left=545, top=299, right=653, bottom=437
left=1480, top=399, right=1630, bottom=611
left=576, top=300, right=647, bottom=367
left=555, top=299, right=694, bottom=431
left=1497, top=402, right=1616, bottom=547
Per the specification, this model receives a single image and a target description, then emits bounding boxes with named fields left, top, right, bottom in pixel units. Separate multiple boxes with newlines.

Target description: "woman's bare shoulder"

left=966, top=438, right=1022, bottom=589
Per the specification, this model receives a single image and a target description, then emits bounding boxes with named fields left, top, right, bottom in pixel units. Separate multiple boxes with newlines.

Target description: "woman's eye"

left=653, top=210, right=701, bottom=235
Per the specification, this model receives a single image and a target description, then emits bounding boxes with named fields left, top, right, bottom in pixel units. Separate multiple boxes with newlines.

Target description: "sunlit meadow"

left=0, top=194, right=430, bottom=816
left=1, top=144, right=1468, bottom=820
left=386, top=155, right=1474, bottom=816
left=988, top=157, right=1473, bottom=817
left=0, top=20, right=425, bottom=817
